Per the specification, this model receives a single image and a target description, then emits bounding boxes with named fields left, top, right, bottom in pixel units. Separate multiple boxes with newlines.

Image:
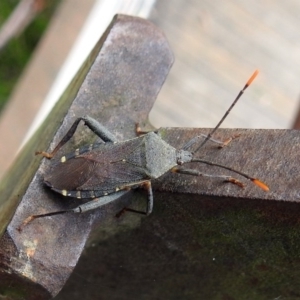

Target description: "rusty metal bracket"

left=0, top=15, right=174, bottom=299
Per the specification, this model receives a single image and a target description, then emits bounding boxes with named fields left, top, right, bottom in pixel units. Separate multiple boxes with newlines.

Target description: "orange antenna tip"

left=246, top=69, right=259, bottom=87
left=252, top=178, right=269, bottom=192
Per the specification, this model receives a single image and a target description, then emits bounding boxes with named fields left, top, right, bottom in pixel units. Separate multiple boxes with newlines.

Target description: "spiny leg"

left=143, top=181, right=153, bottom=215
left=217, top=134, right=241, bottom=148
left=18, top=191, right=128, bottom=231
left=116, top=180, right=154, bottom=217
left=172, top=167, right=245, bottom=188
left=182, top=133, right=240, bottom=151
left=135, top=123, right=232, bottom=150
left=184, top=158, right=269, bottom=191
left=36, top=115, right=117, bottom=159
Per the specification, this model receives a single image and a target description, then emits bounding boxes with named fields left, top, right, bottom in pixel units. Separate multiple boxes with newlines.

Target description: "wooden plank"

left=149, top=0, right=300, bottom=130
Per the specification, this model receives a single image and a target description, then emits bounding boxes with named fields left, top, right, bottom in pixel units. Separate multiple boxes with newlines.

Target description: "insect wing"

left=45, top=136, right=149, bottom=194
left=44, top=157, right=97, bottom=191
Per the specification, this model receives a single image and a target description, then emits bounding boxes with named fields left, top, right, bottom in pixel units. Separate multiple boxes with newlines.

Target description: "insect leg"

left=116, top=180, right=154, bottom=217
left=71, top=190, right=128, bottom=212
left=135, top=123, right=158, bottom=135
left=142, top=181, right=153, bottom=215
left=81, top=115, right=117, bottom=142
left=181, top=134, right=240, bottom=151
left=172, top=167, right=245, bottom=188
left=36, top=115, right=117, bottom=158
left=121, top=180, right=153, bottom=214
left=18, top=191, right=128, bottom=231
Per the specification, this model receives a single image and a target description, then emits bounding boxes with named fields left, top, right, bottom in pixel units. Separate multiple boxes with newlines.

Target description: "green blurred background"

left=0, top=0, right=59, bottom=112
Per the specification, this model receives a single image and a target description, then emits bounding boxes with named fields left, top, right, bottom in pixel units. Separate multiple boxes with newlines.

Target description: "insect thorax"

left=141, top=132, right=177, bottom=178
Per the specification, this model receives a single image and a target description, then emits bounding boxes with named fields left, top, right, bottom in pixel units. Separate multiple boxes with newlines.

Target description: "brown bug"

left=20, top=70, right=268, bottom=229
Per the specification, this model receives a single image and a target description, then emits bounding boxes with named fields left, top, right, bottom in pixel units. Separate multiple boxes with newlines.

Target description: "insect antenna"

left=186, top=70, right=268, bottom=192
left=193, top=70, right=259, bottom=154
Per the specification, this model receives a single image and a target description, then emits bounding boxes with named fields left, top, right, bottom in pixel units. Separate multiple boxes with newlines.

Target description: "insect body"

left=21, top=70, right=268, bottom=228
left=45, top=131, right=192, bottom=212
